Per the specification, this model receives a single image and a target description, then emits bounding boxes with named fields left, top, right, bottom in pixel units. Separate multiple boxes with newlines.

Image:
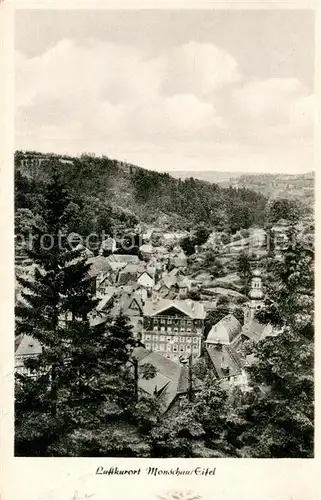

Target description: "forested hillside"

left=15, top=151, right=268, bottom=235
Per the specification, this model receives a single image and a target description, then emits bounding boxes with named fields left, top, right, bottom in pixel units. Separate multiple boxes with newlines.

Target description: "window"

left=160, top=335, right=165, bottom=341
left=161, top=326, right=165, bottom=332
left=193, top=345, right=198, bottom=351
left=167, top=326, right=172, bottom=333
left=167, top=344, right=172, bottom=352
left=167, top=318, right=172, bottom=324
left=173, top=336, right=178, bottom=342
left=153, top=326, right=158, bottom=332
left=153, top=335, right=158, bottom=341
left=153, top=343, right=158, bottom=350
left=180, top=336, right=185, bottom=342
left=161, top=318, right=165, bottom=324
left=145, top=334, right=151, bottom=341
left=187, top=321, right=192, bottom=326
left=167, top=336, right=171, bottom=342
left=187, top=328, right=191, bottom=333
left=145, top=343, right=151, bottom=350
left=173, top=344, right=178, bottom=352
left=159, top=344, right=165, bottom=352
left=186, top=337, right=191, bottom=343
left=186, top=344, right=191, bottom=351
left=174, top=327, right=178, bottom=333
left=193, top=337, right=198, bottom=343
left=179, top=345, right=185, bottom=352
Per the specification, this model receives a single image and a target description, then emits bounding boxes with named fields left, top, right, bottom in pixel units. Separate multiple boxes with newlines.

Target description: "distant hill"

left=170, top=170, right=246, bottom=184
left=15, top=151, right=268, bottom=234
left=171, top=170, right=314, bottom=208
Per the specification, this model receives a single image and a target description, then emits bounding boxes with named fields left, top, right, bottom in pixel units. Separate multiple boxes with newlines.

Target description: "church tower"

left=244, top=268, right=264, bottom=325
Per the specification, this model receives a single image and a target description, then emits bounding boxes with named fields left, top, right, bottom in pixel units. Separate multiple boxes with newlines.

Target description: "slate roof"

left=206, top=314, right=242, bottom=345
left=206, top=343, right=244, bottom=380
left=111, top=291, right=144, bottom=317
left=107, top=254, right=140, bottom=265
left=132, top=347, right=202, bottom=412
left=118, top=264, right=143, bottom=286
left=143, top=298, right=206, bottom=319
left=117, top=263, right=155, bottom=286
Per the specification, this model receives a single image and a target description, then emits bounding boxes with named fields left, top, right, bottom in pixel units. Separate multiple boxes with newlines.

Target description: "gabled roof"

left=128, top=293, right=143, bottom=312
left=206, top=314, right=242, bottom=345
left=117, top=264, right=144, bottom=286
left=107, top=254, right=140, bottom=265
left=15, top=334, right=42, bottom=357
left=98, top=273, right=116, bottom=286
left=168, top=268, right=181, bottom=277
left=143, top=298, right=206, bottom=319
left=162, top=274, right=178, bottom=289
left=96, top=287, right=117, bottom=311
left=241, top=319, right=275, bottom=342
left=206, top=343, right=244, bottom=380
left=138, top=266, right=156, bottom=279
left=111, top=291, right=144, bottom=317
left=132, top=347, right=202, bottom=412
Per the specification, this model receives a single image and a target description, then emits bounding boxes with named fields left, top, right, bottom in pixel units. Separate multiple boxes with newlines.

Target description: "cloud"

left=15, top=39, right=227, bottom=144
left=161, top=41, right=241, bottom=97
left=15, top=38, right=315, bottom=173
left=232, top=78, right=314, bottom=131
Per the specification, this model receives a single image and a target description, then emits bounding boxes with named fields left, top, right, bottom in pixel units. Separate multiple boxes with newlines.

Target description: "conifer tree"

left=15, top=169, right=160, bottom=456
left=15, top=168, right=99, bottom=455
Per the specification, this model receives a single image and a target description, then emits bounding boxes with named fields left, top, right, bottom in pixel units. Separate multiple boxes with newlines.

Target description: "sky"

left=15, top=10, right=315, bottom=174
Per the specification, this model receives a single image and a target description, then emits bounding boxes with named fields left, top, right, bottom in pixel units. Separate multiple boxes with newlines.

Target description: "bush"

left=216, top=295, right=230, bottom=306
